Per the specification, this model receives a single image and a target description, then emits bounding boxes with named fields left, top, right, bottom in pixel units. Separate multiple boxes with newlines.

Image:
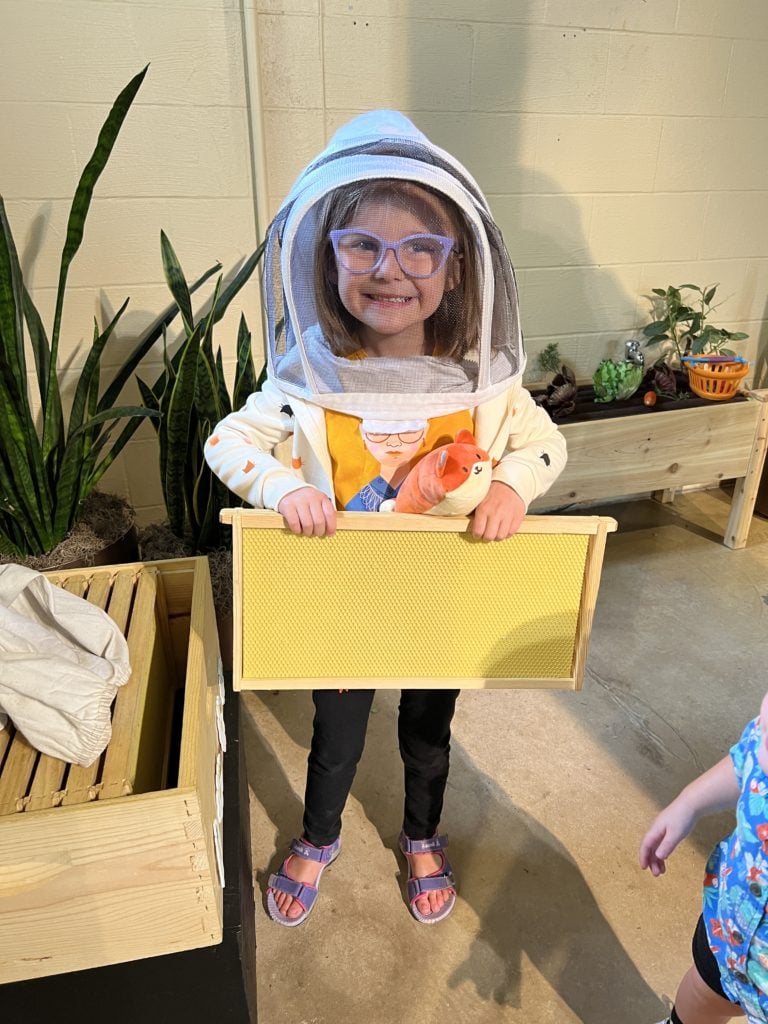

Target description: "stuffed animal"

left=386, top=429, right=493, bottom=516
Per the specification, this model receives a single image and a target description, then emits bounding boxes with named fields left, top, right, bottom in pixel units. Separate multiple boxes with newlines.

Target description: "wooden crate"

left=0, top=557, right=224, bottom=983
left=223, top=510, right=617, bottom=691
left=530, top=388, right=768, bottom=549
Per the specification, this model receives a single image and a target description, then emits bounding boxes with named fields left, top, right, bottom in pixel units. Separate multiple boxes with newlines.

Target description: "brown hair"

left=313, top=180, right=481, bottom=360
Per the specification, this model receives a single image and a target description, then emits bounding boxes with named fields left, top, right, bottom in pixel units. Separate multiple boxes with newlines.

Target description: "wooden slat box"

left=223, top=510, right=617, bottom=691
left=0, top=557, right=224, bottom=984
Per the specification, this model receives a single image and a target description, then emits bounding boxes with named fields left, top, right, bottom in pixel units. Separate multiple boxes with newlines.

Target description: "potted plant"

left=641, top=284, right=749, bottom=400
left=533, top=342, right=577, bottom=418
left=0, top=66, right=239, bottom=570
left=136, top=231, right=265, bottom=665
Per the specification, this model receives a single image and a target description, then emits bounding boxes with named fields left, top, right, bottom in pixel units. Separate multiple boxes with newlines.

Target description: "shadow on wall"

left=402, top=1, right=640, bottom=381
left=242, top=689, right=665, bottom=1023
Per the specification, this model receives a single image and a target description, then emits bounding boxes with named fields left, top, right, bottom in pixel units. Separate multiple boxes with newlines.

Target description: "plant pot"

left=682, top=358, right=749, bottom=401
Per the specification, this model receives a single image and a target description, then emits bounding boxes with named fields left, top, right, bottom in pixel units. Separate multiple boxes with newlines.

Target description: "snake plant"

left=0, top=66, right=167, bottom=558
left=136, top=231, right=265, bottom=553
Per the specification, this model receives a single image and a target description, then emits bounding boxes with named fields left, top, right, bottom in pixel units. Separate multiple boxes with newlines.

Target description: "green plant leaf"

left=45, top=65, right=149, bottom=463
left=97, top=261, right=221, bottom=414
left=210, top=238, right=266, bottom=328
left=704, top=286, right=717, bottom=304
left=160, top=230, right=194, bottom=334
left=677, top=283, right=700, bottom=292
left=233, top=314, right=257, bottom=410
left=643, top=321, right=668, bottom=337
left=164, top=322, right=203, bottom=536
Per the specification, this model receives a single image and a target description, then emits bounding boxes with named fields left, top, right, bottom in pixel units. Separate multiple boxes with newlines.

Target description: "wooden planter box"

left=529, top=388, right=768, bottom=548
left=0, top=557, right=224, bottom=983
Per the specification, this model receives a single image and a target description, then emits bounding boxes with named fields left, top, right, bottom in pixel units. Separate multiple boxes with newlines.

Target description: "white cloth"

left=0, top=564, right=131, bottom=767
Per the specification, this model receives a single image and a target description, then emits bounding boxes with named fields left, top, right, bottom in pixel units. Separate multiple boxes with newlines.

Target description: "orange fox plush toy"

left=388, top=429, right=494, bottom=516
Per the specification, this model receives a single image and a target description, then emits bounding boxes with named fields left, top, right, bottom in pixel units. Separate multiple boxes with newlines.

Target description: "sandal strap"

left=407, top=871, right=455, bottom=901
left=290, top=836, right=341, bottom=864
left=399, top=831, right=448, bottom=856
left=267, top=871, right=317, bottom=912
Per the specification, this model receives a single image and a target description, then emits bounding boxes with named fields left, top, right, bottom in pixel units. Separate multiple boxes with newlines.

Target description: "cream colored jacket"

left=205, top=375, right=567, bottom=513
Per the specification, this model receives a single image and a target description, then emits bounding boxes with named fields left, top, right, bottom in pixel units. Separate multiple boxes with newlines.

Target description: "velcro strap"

left=400, top=833, right=447, bottom=855
left=407, top=873, right=455, bottom=900
left=291, top=838, right=334, bottom=863
left=267, top=872, right=317, bottom=911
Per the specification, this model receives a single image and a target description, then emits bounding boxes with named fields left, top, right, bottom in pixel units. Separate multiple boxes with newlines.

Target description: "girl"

left=205, top=110, right=567, bottom=926
left=641, top=690, right=768, bottom=1023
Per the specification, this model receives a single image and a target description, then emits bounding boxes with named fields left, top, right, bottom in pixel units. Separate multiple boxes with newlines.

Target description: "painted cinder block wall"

left=254, top=0, right=768, bottom=388
left=0, top=0, right=261, bottom=526
left=2, top=1, right=767, bottom=522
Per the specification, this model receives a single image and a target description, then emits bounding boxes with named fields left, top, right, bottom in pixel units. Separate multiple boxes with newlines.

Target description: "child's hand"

left=472, top=481, right=526, bottom=541
left=277, top=487, right=337, bottom=537
left=639, top=799, right=697, bottom=877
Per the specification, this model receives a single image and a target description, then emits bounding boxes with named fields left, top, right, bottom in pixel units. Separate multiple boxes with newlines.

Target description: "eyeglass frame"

left=329, top=228, right=457, bottom=279
left=363, top=429, right=426, bottom=445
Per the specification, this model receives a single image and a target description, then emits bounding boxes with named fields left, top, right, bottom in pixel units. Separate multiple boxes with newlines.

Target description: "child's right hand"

left=639, top=798, right=697, bottom=877
left=277, top=487, right=337, bottom=537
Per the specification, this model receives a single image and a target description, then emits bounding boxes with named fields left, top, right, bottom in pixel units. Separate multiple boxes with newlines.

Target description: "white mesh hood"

left=264, top=110, right=525, bottom=419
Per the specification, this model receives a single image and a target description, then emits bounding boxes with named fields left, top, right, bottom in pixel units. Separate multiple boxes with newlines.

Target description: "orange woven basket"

left=682, top=358, right=749, bottom=401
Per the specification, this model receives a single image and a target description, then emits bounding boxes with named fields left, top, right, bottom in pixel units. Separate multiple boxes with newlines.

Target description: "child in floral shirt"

left=641, top=690, right=768, bottom=1024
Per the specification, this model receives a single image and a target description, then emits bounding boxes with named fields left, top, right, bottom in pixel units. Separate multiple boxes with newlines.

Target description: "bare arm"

left=639, top=755, right=740, bottom=877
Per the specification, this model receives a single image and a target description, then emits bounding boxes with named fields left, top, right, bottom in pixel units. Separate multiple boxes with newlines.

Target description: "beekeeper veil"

left=264, top=110, right=525, bottom=420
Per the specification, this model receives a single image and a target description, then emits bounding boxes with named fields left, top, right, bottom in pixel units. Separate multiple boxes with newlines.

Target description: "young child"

left=640, top=690, right=768, bottom=1023
left=205, top=110, right=567, bottom=927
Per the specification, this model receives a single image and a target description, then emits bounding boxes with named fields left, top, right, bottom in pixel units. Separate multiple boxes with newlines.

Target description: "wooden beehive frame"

left=222, top=510, right=617, bottom=691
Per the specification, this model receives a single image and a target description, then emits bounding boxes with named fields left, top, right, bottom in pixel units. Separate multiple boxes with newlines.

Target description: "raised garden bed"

left=529, top=385, right=768, bottom=549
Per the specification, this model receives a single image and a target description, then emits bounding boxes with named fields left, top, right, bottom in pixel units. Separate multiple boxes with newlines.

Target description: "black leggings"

left=302, top=689, right=460, bottom=847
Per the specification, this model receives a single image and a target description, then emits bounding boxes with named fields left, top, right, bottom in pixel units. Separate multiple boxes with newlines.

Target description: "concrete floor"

left=240, top=489, right=768, bottom=1024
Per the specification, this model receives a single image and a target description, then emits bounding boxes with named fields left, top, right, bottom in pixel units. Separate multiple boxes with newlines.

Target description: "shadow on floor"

left=241, top=689, right=666, bottom=1022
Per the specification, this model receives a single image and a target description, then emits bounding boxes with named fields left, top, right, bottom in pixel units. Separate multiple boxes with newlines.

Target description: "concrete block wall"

left=253, top=0, right=768, bottom=387
left=0, top=0, right=261, bottom=525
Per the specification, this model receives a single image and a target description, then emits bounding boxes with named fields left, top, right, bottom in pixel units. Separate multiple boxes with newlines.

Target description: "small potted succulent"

left=534, top=342, right=578, bottom=418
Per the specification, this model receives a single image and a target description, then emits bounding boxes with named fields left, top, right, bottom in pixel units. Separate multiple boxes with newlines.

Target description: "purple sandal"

left=266, top=836, right=341, bottom=927
left=398, top=831, right=456, bottom=925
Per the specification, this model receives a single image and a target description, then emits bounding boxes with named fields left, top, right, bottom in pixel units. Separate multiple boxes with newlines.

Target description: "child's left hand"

left=472, top=481, right=526, bottom=541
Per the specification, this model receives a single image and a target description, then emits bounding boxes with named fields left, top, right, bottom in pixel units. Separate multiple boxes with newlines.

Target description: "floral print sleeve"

left=731, top=717, right=758, bottom=787
left=704, top=715, right=768, bottom=1023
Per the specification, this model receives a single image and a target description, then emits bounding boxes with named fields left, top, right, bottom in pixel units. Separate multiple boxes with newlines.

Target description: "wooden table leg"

left=726, top=393, right=768, bottom=549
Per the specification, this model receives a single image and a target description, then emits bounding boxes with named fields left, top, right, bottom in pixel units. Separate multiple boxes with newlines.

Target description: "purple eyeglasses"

left=329, top=229, right=457, bottom=279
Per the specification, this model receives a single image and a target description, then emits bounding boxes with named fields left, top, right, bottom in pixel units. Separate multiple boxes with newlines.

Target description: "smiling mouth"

left=365, top=295, right=414, bottom=303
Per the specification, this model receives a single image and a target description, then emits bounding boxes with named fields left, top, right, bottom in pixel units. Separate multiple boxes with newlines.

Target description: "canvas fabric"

left=0, top=564, right=130, bottom=767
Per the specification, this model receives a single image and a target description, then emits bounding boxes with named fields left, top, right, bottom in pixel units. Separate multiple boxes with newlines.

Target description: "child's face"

left=759, top=690, right=768, bottom=774
left=335, top=200, right=459, bottom=356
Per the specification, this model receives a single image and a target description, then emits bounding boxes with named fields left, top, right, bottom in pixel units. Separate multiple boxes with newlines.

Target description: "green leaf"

left=704, top=286, right=717, bottom=304
left=728, top=332, right=749, bottom=341
left=651, top=288, right=667, bottom=297
left=233, top=314, right=256, bottom=410
left=677, top=283, right=700, bottom=292
left=164, top=323, right=203, bottom=536
left=46, top=65, right=149, bottom=462
left=160, top=231, right=194, bottom=334
left=209, top=239, right=265, bottom=328
left=643, top=321, right=668, bottom=337
left=97, top=260, right=221, bottom=414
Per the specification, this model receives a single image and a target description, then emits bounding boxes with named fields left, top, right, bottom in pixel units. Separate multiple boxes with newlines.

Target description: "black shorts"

left=692, top=913, right=732, bottom=1001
